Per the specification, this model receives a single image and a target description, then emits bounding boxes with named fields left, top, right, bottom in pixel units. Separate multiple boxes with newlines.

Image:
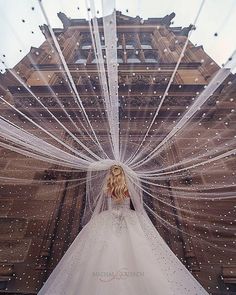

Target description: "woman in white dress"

left=38, top=164, right=209, bottom=295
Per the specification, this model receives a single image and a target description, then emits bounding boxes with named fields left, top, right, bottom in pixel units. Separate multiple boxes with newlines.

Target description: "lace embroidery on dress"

left=109, top=197, right=134, bottom=235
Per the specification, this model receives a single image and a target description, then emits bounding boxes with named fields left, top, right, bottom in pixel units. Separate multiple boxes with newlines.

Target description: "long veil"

left=0, top=0, right=236, bottom=293
left=37, top=159, right=209, bottom=294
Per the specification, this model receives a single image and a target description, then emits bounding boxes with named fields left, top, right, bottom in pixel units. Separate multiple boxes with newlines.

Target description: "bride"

left=38, top=164, right=209, bottom=295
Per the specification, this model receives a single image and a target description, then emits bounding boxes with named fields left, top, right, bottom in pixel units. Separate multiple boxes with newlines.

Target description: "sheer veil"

left=0, top=0, right=236, bottom=293
left=81, top=160, right=144, bottom=226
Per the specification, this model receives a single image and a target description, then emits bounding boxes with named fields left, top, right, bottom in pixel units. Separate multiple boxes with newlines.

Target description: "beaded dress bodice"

left=108, top=196, right=130, bottom=210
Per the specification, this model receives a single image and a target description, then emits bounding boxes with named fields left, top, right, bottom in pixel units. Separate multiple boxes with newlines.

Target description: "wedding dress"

left=38, top=196, right=209, bottom=295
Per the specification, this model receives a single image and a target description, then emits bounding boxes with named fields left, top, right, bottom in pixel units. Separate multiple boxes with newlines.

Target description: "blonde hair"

left=106, top=165, right=129, bottom=202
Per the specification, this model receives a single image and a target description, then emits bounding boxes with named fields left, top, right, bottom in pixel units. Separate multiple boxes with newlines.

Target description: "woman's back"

left=110, top=196, right=131, bottom=210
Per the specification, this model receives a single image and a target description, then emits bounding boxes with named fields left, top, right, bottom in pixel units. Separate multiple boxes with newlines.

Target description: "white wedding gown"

left=38, top=197, right=209, bottom=295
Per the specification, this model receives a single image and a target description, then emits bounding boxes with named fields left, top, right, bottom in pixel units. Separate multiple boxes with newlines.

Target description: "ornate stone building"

left=0, top=11, right=235, bottom=294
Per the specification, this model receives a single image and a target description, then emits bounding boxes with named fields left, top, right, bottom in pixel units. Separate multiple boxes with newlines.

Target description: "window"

left=117, top=58, right=123, bottom=64
left=75, top=58, right=87, bottom=64
left=126, top=44, right=135, bottom=49
left=140, top=33, right=153, bottom=50
left=127, top=52, right=141, bottom=63
left=144, top=51, right=158, bottom=63
left=80, top=37, right=92, bottom=50
left=81, top=45, right=91, bottom=50
left=125, top=36, right=137, bottom=50
left=117, top=51, right=123, bottom=63
left=75, top=52, right=88, bottom=64
left=141, top=44, right=152, bottom=49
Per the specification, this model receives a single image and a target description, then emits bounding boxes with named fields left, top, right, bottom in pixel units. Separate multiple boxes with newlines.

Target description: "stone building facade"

left=0, top=12, right=235, bottom=294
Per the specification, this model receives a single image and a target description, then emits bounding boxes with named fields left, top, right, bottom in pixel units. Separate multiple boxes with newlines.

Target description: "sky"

left=0, top=0, right=236, bottom=73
